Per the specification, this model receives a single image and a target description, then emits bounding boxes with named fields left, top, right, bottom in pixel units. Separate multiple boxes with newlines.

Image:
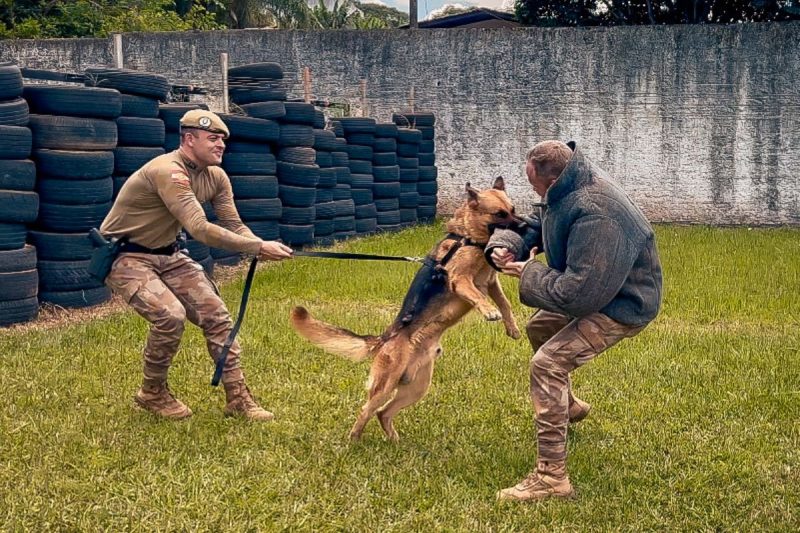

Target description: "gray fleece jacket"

left=486, top=142, right=663, bottom=326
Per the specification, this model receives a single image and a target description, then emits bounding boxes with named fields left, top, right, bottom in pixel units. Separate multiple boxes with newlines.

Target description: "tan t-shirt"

left=100, top=149, right=262, bottom=255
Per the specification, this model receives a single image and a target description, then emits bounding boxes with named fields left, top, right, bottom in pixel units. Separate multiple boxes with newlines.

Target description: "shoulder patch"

left=170, top=168, right=191, bottom=187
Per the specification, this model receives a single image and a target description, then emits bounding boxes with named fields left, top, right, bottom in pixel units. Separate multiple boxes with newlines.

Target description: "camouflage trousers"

left=527, top=309, right=645, bottom=463
left=106, top=252, right=244, bottom=387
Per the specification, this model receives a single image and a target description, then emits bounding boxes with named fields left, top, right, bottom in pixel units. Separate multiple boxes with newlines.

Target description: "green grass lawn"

left=1, top=223, right=799, bottom=531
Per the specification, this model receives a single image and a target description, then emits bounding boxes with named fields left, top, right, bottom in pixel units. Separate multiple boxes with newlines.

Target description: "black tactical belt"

left=121, top=241, right=180, bottom=255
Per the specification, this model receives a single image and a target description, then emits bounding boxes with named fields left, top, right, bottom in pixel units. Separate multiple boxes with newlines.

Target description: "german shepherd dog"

left=290, top=177, right=521, bottom=441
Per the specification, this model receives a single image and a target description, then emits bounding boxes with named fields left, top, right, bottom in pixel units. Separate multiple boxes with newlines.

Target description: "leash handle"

left=211, top=256, right=259, bottom=387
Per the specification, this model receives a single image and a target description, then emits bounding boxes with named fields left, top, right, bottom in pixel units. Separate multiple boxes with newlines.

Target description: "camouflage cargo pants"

left=526, top=309, right=645, bottom=463
left=106, top=252, right=244, bottom=386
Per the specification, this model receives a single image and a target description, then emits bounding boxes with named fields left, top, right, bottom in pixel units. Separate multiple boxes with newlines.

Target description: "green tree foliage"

left=514, top=0, right=800, bottom=26
left=353, top=1, right=409, bottom=26
left=429, top=5, right=478, bottom=19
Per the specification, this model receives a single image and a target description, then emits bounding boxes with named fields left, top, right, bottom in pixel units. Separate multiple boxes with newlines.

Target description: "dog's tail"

left=290, top=306, right=380, bottom=362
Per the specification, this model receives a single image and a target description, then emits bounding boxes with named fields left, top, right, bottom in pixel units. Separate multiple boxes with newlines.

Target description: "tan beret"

left=179, top=109, right=230, bottom=139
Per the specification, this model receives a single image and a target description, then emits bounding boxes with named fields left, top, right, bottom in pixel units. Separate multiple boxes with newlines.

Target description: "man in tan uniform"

left=101, top=110, right=293, bottom=421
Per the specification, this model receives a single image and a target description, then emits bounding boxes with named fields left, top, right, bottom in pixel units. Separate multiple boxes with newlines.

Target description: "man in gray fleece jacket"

left=489, top=140, right=662, bottom=502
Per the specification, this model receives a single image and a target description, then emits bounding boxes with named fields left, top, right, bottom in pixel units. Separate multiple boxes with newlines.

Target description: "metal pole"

left=409, top=0, right=418, bottom=29
left=113, top=34, right=123, bottom=68
left=359, top=79, right=367, bottom=117
left=220, top=53, right=229, bottom=114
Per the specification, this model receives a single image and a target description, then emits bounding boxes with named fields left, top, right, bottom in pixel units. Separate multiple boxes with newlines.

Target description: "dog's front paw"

left=506, top=323, right=522, bottom=339
left=484, top=309, right=502, bottom=321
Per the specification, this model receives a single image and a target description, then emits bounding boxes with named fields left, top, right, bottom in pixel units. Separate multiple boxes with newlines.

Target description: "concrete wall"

left=2, top=23, right=799, bottom=225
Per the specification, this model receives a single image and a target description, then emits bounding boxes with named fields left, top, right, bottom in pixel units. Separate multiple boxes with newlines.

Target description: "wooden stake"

left=112, top=34, right=123, bottom=69
left=303, top=67, right=312, bottom=104
left=220, top=53, right=229, bottom=114
left=409, top=86, right=415, bottom=113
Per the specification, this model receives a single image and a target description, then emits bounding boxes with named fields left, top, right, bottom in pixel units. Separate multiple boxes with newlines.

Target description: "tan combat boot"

left=496, top=461, right=575, bottom=502
left=568, top=396, right=591, bottom=423
left=223, top=380, right=274, bottom=421
left=134, top=382, right=192, bottom=420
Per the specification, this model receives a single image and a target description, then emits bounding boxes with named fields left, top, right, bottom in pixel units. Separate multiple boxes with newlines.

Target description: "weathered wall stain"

left=3, top=23, right=799, bottom=224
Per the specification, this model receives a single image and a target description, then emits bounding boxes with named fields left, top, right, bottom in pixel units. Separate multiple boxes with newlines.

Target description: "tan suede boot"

left=134, top=382, right=192, bottom=420
left=496, top=461, right=575, bottom=502
left=223, top=380, right=274, bottom=421
left=568, top=395, right=591, bottom=423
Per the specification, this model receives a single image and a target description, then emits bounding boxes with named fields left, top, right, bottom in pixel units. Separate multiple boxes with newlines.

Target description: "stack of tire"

left=273, top=102, right=318, bottom=248
left=228, top=62, right=287, bottom=110
left=338, top=118, right=377, bottom=236
left=25, top=83, right=122, bottom=309
left=158, top=103, right=216, bottom=272
left=372, top=123, right=403, bottom=231
left=311, top=111, right=338, bottom=246
left=0, top=63, right=39, bottom=326
left=394, top=112, right=437, bottom=222
left=218, top=112, right=281, bottom=264
left=329, top=122, right=356, bottom=241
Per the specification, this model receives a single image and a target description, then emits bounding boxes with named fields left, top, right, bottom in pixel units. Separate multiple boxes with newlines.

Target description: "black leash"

left=211, top=256, right=259, bottom=387
left=292, top=250, right=423, bottom=262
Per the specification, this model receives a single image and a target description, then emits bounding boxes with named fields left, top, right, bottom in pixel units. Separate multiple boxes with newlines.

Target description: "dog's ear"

left=465, top=182, right=480, bottom=206
left=493, top=176, right=505, bottom=191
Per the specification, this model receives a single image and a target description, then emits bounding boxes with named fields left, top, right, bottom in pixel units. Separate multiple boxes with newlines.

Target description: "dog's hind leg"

left=349, top=385, right=396, bottom=441
left=377, top=357, right=435, bottom=442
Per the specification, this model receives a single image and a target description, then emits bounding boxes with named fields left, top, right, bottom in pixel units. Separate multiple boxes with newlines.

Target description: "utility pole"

left=409, top=0, right=418, bottom=28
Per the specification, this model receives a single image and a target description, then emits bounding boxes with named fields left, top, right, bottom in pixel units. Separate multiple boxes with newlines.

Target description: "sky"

left=360, top=0, right=515, bottom=21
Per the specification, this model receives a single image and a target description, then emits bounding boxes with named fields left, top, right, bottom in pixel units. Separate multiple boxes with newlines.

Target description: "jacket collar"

left=544, top=141, right=594, bottom=206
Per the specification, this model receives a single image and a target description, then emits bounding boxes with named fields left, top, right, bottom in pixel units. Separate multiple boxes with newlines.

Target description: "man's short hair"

left=526, top=141, right=572, bottom=180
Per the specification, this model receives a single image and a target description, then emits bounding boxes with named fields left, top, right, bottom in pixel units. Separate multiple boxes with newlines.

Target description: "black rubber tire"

left=37, top=176, right=113, bottom=205
left=400, top=181, right=418, bottom=194
left=418, top=195, right=438, bottom=206
left=314, top=201, right=336, bottom=219
left=314, top=218, right=334, bottom=236
left=163, top=133, right=179, bottom=151
left=229, top=87, right=287, bottom=105
left=39, top=286, right=111, bottom=308
left=228, top=62, right=284, bottom=80
left=121, top=94, right=160, bottom=118
left=313, top=129, right=337, bottom=151
left=398, top=157, right=419, bottom=169
left=397, top=143, right=420, bottom=157
left=337, top=117, right=376, bottom=134
left=212, top=253, right=242, bottom=267
left=373, top=165, right=399, bottom=183
left=317, top=168, right=337, bottom=189
left=373, top=181, right=400, bottom=199
left=373, top=152, right=397, bottom=166
left=400, top=191, right=421, bottom=208
left=114, top=147, right=164, bottom=175
left=0, top=244, right=36, bottom=272
left=29, top=115, right=117, bottom=150
left=335, top=167, right=352, bottom=185
left=417, top=181, right=438, bottom=195
left=351, top=188, right=373, bottom=205
left=240, top=101, right=286, bottom=120
left=280, top=205, right=315, bottom=225
left=375, top=198, right=400, bottom=211
left=399, top=168, right=420, bottom=182
left=226, top=141, right=272, bottom=154
left=219, top=115, right=280, bottom=143
left=346, top=144, right=373, bottom=161
left=85, top=68, right=170, bottom=100
left=116, top=117, right=165, bottom=147
left=417, top=126, right=435, bottom=140
left=158, top=103, right=209, bottom=131
left=400, top=208, right=418, bottom=223
left=221, top=152, right=277, bottom=176
left=330, top=121, right=344, bottom=137
left=198, top=255, right=214, bottom=276
left=28, top=230, right=93, bottom=261
left=234, top=197, right=283, bottom=221
left=230, top=175, right=279, bottom=199
left=346, top=133, right=375, bottom=147
left=332, top=184, right=351, bottom=201
left=0, top=64, right=23, bottom=100
left=315, top=151, right=332, bottom=168
left=417, top=205, right=437, bottom=219
left=0, top=297, right=38, bottom=327
left=34, top=149, right=115, bottom=180
left=333, top=199, right=356, bottom=217
left=36, top=201, right=111, bottom=232
left=376, top=210, right=401, bottom=225
left=277, top=162, right=319, bottom=187
left=277, top=147, right=316, bottom=165
left=278, top=124, right=314, bottom=147
left=350, top=173, right=374, bottom=188
left=23, top=86, right=122, bottom=119
left=315, top=188, right=334, bottom=204
left=355, top=217, right=377, bottom=234
left=419, top=140, right=435, bottom=153
left=333, top=216, right=355, bottom=232
left=331, top=151, right=349, bottom=167
left=278, top=223, right=314, bottom=245
left=38, top=259, right=102, bottom=291
left=397, top=128, right=423, bottom=144
left=373, top=138, right=396, bottom=152
left=0, top=269, right=38, bottom=300
left=184, top=238, right=210, bottom=261
left=418, top=166, right=438, bottom=181
left=0, top=223, right=27, bottom=251
left=374, top=123, right=398, bottom=138
left=313, top=110, right=325, bottom=130
left=0, top=126, right=32, bottom=159
left=246, top=220, right=280, bottom=241
left=349, top=159, right=372, bottom=175
left=418, top=153, right=436, bottom=166
left=0, top=190, right=38, bottom=223
left=0, top=98, right=29, bottom=126
left=280, top=102, right=316, bottom=125
left=392, top=112, right=435, bottom=128
left=0, top=159, right=35, bottom=191
left=279, top=185, right=316, bottom=208
left=355, top=203, right=377, bottom=219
